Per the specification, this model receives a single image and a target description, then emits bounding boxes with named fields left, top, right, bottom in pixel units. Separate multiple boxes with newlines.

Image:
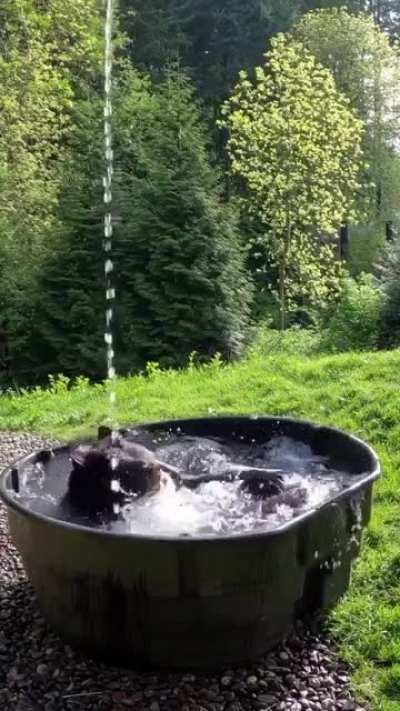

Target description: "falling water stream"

left=103, top=0, right=117, bottom=438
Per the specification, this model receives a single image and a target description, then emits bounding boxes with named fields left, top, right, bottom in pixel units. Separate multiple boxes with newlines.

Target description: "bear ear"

left=70, top=444, right=92, bottom=468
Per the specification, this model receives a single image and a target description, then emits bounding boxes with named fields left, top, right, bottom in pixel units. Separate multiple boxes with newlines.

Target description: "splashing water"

left=15, top=434, right=361, bottom=537
left=103, top=0, right=118, bottom=446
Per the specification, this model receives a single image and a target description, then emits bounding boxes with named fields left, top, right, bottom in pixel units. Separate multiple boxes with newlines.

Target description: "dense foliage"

left=0, top=0, right=104, bottom=384
left=377, top=237, right=400, bottom=347
left=322, top=274, right=383, bottom=352
left=295, top=8, right=400, bottom=229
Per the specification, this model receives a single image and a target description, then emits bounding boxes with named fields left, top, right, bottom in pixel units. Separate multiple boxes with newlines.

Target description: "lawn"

left=0, top=348, right=399, bottom=709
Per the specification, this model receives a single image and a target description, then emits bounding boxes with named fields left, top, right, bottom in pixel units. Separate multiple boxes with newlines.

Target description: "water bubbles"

left=116, top=434, right=349, bottom=537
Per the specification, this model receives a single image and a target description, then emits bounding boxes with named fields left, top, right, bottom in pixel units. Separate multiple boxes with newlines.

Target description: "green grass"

left=1, top=348, right=400, bottom=709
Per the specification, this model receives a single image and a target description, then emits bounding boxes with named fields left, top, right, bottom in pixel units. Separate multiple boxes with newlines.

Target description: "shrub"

left=379, top=237, right=400, bottom=348
left=249, top=324, right=321, bottom=358
left=349, top=222, right=386, bottom=276
left=322, top=274, right=382, bottom=353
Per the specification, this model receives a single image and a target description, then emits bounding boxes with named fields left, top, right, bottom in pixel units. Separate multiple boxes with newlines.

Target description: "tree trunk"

left=340, top=224, right=350, bottom=261
left=279, top=260, right=286, bottom=333
left=279, top=224, right=291, bottom=332
left=386, top=221, right=394, bottom=242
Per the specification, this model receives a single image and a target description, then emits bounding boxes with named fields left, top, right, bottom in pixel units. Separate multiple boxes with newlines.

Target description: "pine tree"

left=33, top=100, right=106, bottom=382
left=119, top=0, right=301, bottom=103
left=113, top=69, right=251, bottom=371
left=32, top=70, right=251, bottom=381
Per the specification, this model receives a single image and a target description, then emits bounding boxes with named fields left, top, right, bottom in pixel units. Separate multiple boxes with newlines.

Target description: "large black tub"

left=0, top=417, right=379, bottom=669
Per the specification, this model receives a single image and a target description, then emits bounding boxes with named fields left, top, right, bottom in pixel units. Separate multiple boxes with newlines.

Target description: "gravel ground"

left=0, top=433, right=367, bottom=711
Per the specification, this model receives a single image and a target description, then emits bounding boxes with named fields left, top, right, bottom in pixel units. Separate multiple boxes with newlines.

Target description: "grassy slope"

left=1, top=349, right=400, bottom=709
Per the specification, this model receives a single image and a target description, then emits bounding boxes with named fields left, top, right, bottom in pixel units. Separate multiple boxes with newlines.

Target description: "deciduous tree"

left=294, top=8, right=400, bottom=229
left=221, top=35, right=364, bottom=329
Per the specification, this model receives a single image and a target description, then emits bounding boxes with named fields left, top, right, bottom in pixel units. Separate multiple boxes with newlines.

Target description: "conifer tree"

left=114, top=69, right=251, bottom=371
left=34, top=102, right=106, bottom=381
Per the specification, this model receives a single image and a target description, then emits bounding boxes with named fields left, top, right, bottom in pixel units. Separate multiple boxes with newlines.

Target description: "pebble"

left=258, top=694, right=277, bottom=705
left=0, top=433, right=368, bottom=711
left=36, top=664, right=49, bottom=676
left=246, top=675, right=258, bottom=687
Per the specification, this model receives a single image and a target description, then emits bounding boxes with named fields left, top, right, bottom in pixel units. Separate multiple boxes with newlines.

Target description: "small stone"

left=258, top=694, right=277, bottom=705
left=36, top=663, right=48, bottom=676
left=246, top=675, right=258, bottom=687
left=221, top=676, right=232, bottom=687
left=150, top=702, right=160, bottom=711
left=7, top=668, right=19, bottom=683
